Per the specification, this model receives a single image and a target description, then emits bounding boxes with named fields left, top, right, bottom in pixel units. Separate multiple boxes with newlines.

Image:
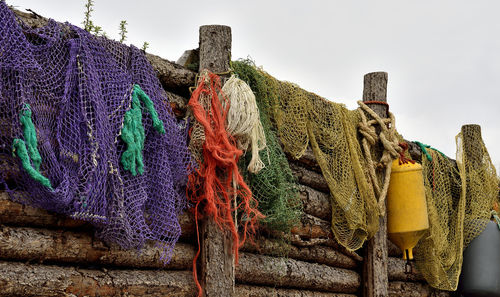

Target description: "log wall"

left=0, top=7, right=455, bottom=297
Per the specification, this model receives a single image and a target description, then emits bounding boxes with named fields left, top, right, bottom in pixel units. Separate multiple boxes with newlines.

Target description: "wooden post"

left=362, top=72, right=389, bottom=297
left=198, top=25, right=235, bottom=297
left=461, top=124, right=482, bottom=166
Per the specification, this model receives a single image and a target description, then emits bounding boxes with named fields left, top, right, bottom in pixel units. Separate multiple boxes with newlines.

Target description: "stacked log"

left=0, top=261, right=195, bottom=297
left=388, top=241, right=452, bottom=297
left=233, top=151, right=363, bottom=296
left=0, top=191, right=197, bottom=296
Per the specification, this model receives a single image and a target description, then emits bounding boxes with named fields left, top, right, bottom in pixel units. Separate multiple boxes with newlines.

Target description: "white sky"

left=7, top=0, right=500, bottom=171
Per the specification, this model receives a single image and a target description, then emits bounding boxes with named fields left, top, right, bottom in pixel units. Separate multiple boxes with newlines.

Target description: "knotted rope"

left=222, top=74, right=266, bottom=173
left=357, top=100, right=402, bottom=214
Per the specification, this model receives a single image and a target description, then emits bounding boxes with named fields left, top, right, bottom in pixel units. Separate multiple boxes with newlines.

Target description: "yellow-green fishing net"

left=235, top=61, right=379, bottom=250
left=415, top=127, right=499, bottom=290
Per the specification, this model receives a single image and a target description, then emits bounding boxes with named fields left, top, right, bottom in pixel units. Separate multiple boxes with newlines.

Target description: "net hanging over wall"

left=415, top=128, right=499, bottom=290
left=232, top=60, right=302, bottom=233
left=0, top=2, right=191, bottom=261
left=232, top=61, right=379, bottom=251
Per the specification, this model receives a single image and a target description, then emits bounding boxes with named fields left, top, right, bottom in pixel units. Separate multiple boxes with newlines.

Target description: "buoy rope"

left=357, top=100, right=401, bottom=214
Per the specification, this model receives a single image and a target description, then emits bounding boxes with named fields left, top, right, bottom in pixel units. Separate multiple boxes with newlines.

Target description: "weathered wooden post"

left=197, top=25, right=235, bottom=297
left=362, top=72, right=389, bottom=297
left=461, top=124, right=482, bottom=166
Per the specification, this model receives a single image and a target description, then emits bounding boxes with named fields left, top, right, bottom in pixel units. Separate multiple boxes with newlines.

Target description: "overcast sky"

left=8, top=0, right=500, bottom=171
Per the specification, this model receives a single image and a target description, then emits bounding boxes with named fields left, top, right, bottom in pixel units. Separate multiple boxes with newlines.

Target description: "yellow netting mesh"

left=233, top=63, right=500, bottom=288
left=258, top=71, right=380, bottom=251
left=415, top=127, right=499, bottom=290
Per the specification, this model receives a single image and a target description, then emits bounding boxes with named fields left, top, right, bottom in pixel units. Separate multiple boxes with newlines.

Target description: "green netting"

left=232, top=60, right=302, bottom=232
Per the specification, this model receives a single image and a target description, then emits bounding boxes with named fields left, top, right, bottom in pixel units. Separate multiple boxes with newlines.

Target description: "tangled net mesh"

left=233, top=61, right=379, bottom=250
left=415, top=127, right=499, bottom=290
left=232, top=60, right=302, bottom=233
left=0, top=2, right=190, bottom=261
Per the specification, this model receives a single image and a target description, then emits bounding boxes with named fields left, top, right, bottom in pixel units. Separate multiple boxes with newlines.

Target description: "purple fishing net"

left=0, top=2, right=191, bottom=261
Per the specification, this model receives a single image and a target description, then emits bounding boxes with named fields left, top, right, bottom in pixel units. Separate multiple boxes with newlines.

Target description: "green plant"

left=119, top=20, right=128, bottom=43
left=82, top=0, right=94, bottom=32
left=92, top=25, right=102, bottom=35
left=81, top=1, right=146, bottom=48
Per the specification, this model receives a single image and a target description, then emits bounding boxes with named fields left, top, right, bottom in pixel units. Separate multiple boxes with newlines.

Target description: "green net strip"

left=232, top=60, right=302, bottom=232
left=121, top=84, right=165, bottom=176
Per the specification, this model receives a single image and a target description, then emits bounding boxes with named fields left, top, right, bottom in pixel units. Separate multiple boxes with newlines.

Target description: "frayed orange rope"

left=187, top=70, right=264, bottom=297
left=398, top=142, right=415, bottom=165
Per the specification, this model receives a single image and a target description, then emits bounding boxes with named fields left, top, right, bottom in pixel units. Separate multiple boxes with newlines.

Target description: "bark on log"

left=0, top=261, right=196, bottom=297
left=236, top=253, right=360, bottom=293
left=286, top=146, right=322, bottom=173
left=0, top=226, right=195, bottom=270
left=199, top=26, right=232, bottom=74
left=291, top=213, right=331, bottom=240
left=165, top=90, right=190, bottom=117
left=388, top=281, right=452, bottom=297
left=298, top=184, right=332, bottom=221
left=241, top=236, right=358, bottom=269
left=146, top=53, right=196, bottom=97
left=275, top=232, right=363, bottom=262
left=0, top=191, right=195, bottom=238
left=12, top=8, right=196, bottom=97
left=362, top=71, right=389, bottom=297
left=388, top=257, right=424, bottom=282
left=461, top=124, right=483, bottom=167
left=290, top=162, right=330, bottom=192
left=0, top=191, right=88, bottom=229
left=235, top=285, right=357, bottom=297
left=198, top=24, right=234, bottom=297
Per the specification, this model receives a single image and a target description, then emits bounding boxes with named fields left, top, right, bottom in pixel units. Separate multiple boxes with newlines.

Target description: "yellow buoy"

left=387, top=159, right=429, bottom=260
